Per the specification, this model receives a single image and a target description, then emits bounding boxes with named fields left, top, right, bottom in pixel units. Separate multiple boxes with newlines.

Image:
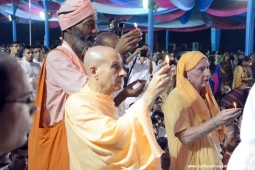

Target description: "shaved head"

left=94, top=32, right=119, bottom=48
left=84, top=46, right=126, bottom=95
left=84, top=46, right=119, bottom=74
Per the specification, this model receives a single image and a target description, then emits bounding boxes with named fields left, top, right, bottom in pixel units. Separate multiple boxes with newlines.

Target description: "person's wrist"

left=120, top=88, right=128, bottom=98
left=212, top=117, right=219, bottom=128
left=143, top=89, right=155, bottom=105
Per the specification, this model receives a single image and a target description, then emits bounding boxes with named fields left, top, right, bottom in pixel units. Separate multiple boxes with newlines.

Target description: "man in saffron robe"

left=65, top=46, right=174, bottom=169
left=162, top=51, right=242, bottom=170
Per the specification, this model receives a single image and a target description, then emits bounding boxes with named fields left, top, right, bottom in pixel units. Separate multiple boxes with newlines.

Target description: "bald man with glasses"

left=0, top=51, right=37, bottom=155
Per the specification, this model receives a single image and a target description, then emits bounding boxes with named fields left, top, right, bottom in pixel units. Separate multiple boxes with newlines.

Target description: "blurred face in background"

left=153, top=54, right=158, bottom=63
left=33, top=48, right=41, bottom=61
left=23, top=48, right=33, bottom=62
left=10, top=43, right=20, bottom=56
left=157, top=58, right=164, bottom=65
left=139, top=49, right=149, bottom=64
left=224, top=55, right=230, bottom=62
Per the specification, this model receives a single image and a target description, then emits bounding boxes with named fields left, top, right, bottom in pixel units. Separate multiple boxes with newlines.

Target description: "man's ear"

left=65, top=27, right=73, bottom=34
left=90, top=66, right=98, bottom=80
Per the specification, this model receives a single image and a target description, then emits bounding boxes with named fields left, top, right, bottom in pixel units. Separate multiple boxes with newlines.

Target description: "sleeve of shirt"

left=163, top=90, right=191, bottom=136
left=151, top=61, right=157, bottom=75
left=46, top=50, right=87, bottom=95
left=127, top=55, right=138, bottom=69
left=19, top=60, right=33, bottom=84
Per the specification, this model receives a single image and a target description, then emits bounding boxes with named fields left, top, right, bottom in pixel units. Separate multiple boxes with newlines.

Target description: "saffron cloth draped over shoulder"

left=65, top=84, right=163, bottom=170
left=162, top=51, right=226, bottom=170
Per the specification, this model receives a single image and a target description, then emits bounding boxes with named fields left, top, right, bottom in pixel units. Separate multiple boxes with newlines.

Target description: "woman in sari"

left=163, top=51, right=241, bottom=170
left=220, top=52, right=233, bottom=88
left=232, top=58, right=251, bottom=89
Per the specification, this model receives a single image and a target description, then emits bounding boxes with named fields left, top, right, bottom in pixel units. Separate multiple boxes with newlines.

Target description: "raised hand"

left=215, top=108, right=242, bottom=125
left=142, top=63, right=174, bottom=109
left=123, top=79, right=146, bottom=97
left=115, top=29, right=143, bottom=56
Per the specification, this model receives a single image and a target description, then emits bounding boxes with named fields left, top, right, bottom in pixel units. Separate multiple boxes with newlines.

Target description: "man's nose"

left=92, top=25, right=99, bottom=34
left=121, top=68, right=127, bottom=78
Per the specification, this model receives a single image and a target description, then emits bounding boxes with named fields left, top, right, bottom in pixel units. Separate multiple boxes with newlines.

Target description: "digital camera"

left=108, top=18, right=126, bottom=36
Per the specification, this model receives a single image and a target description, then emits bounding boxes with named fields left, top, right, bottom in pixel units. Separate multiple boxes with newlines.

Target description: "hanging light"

left=40, top=11, right=52, bottom=20
left=143, top=0, right=149, bottom=9
left=8, top=15, right=18, bottom=21
left=8, top=15, right=12, bottom=21
left=40, top=11, right=45, bottom=19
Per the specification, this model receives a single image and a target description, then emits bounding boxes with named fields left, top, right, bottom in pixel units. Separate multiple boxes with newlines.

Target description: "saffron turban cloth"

left=57, top=0, right=96, bottom=31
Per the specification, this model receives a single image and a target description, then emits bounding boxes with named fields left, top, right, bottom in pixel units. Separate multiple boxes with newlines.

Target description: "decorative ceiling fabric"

left=197, top=0, right=214, bottom=12
left=154, top=9, right=186, bottom=22
left=0, top=0, right=249, bottom=31
left=0, top=0, right=19, bottom=5
left=155, top=0, right=176, bottom=8
left=170, top=0, right=196, bottom=11
left=206, top=1, right=247, bottom=17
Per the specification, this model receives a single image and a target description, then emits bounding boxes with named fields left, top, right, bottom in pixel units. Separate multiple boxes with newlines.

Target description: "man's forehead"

left=83, top=14, right=97, bottom=22
left=11, top=43, right=20, bottom=47
left=110, top=52, right=122, bottom=63
left=105, top=52, right=122, bottom=64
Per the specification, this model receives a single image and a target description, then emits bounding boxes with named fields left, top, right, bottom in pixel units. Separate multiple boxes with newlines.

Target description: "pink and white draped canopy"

left=0, top=0, right=248, bottom=31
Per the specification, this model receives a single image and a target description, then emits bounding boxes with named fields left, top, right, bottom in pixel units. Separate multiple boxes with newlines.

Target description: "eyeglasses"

left=228, top=131, right=240, bottom=136
left=155, top=102, right=162, bottom=106
left=3, top=92, right=35, bottom=104
left=155, top=115, right=163, bottom=121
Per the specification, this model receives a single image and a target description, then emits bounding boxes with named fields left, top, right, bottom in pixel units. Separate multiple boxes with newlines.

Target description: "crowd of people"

left=0, top=0, right=255, bottom=169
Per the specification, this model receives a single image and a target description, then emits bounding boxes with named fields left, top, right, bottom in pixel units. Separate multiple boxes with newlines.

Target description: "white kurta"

left=33, top=59, right=42, bottom=67
left=227, top=84, right=255, bottom=170
left=125, top=56, right=157, bottom=108
left=19, top=59, right=41, bottom=91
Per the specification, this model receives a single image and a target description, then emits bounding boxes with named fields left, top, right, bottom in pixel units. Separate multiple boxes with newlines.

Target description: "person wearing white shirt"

left=8, top=42, right=20, bottom=58
left=32, top=46, right=43, bottom=67
left=125, top=46, right=157, bottom=108
left=227, top=84, right=255, bottom=170
left=19, top=46, right=41, bottom=92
